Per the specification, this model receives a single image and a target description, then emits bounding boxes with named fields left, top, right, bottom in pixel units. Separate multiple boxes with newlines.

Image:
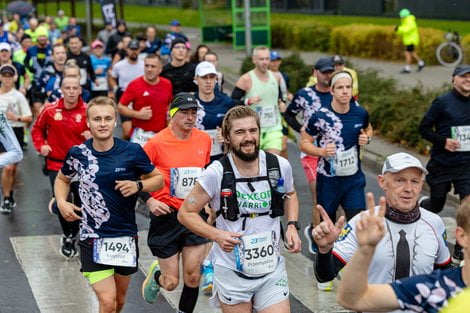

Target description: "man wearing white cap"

left=118, top=54, right=172, bottom=147
left=194, top=61, right=235, bottom=161
left=312, top=152, right=451, bottom=311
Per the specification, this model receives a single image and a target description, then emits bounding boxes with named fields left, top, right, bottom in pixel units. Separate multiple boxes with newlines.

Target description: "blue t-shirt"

left=391, top=267, right=466, bottom=313
left=288, top=86, right=331, bottom=126
left=144, top=39, right=162, bottom=54
left=61, top=138, right=155, bottom=240
left=90, top=55, right=111, bottom=78
left=305, top=102, right=369, bottom=176
left=195, top=92, right=235, bottom=130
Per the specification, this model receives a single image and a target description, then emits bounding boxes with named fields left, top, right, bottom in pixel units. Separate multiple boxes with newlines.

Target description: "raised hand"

left=356, top=193, right=387, bottom=249
left=312, top=205, right=345, bottom=253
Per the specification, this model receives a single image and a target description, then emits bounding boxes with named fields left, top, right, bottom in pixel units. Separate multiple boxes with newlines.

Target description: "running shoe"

left=417, top=62, right=425, bottom=72
left=400, top=68, right=411, bottom=74
left=142, top=260, right=161, bottom=304
left=201, top=261, right=214, bottom=295
left=1, top=198, right=13, bottom=214
left=60, top=235, right=78, bottom=259
left=303, top=224, right=318, bottom=255
left=317, top=281, right=334, bottom=291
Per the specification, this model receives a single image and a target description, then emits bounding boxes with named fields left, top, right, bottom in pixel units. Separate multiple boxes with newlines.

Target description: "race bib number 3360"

left=237, top=231, right=278, bottom=276
left=93, top=236, right=137, bottom=267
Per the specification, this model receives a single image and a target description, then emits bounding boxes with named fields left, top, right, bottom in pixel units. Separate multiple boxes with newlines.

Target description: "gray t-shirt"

left=110, top=59, right=144, bottom=90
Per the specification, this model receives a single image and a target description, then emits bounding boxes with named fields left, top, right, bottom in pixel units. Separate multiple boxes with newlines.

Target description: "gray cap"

left=453, top=65, right=470, bottom=77
left=382, top=152, right=427, bottom=175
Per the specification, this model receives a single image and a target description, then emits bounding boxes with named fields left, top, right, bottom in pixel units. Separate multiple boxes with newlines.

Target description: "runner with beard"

left=178, top=105, right=301, bottom=313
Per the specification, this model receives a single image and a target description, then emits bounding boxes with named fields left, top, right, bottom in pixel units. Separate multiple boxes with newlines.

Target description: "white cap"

left=382, top=152, right=428, bottom=175
left=195, top=61, right=217, bottom=77
left=0, top=42, right=11, bottom=52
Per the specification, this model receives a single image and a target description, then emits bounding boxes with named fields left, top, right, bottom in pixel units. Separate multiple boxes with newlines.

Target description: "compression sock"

left=178, top=284, right=199, bottom=313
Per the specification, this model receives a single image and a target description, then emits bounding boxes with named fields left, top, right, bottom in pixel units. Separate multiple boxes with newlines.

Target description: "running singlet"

left=143, top=127, right=211, bottom=209
left=305, top=102, right=369, bottom=177
left=245, top=70, right=281, bottom=131
left=197, top=151, right=294, bottom=276
left=391, top=267, right=466, bottom=313
left=61, top=138, right=155, bottom=240
left=333, top=207, right=450, bottom=283
left=195, top=92, right=235, bottom=156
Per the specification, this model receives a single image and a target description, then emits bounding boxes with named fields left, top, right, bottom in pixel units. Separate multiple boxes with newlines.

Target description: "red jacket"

left=32, top=97, right=88, bottom=172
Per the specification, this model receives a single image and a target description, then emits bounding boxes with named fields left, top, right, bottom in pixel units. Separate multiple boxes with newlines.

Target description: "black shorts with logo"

left=147, top=209, right=208, bottom=259
left=79, top=237, right=139, bottom=275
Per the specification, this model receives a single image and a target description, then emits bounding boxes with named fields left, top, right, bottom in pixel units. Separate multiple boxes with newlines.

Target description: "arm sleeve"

left=231, top=86, right=246, bottom=106
left=119, top=83, right=134, bottom=106
left=24, top=50, right=33, bottom=73
left=434, top=218, right=452, bottom=267
left=0, top=114, right=23, bottom=167
left=283, top=110, right=302, bottom=133
left=314, top=249, right=345, bottom=282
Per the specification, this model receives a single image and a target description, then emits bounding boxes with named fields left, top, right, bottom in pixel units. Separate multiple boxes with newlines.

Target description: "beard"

left=232, top=140, right=259, bottom=162
left=129, top=54, right=138, bottom=61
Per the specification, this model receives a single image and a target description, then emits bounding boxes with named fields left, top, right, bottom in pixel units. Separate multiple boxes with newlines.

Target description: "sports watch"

left=287, top=221, right=300, bottom=231
left=136, top=180, right=144, bottom=192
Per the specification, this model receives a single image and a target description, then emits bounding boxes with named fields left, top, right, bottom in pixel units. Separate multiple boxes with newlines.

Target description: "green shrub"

left=358, top=68, right=449, bottom=153
left=462, top=34, right=470, bottom=64
left=329, top=24, right=444, bottom=65
left=271, top=20, right=332, bottom=52
left=239, top=53, right=310, bottom=92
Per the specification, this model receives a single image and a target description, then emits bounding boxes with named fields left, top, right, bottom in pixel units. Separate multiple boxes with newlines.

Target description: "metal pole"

left=85, top=0, right=92, bottom=41
left=243, top=0, right=251, bottom=56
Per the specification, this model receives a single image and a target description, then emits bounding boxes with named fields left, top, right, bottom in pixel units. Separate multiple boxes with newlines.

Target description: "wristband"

left=244, top=98, right=251, bottom=106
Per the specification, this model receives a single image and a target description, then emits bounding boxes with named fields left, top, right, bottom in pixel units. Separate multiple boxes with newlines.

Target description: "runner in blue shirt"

left=195, top=61, right=236, bottom=161
left=55, top=96, right=164, bottom=313
left=90, top=40, right=111, bottom=98
left=301, top=71, right=372, bottom=223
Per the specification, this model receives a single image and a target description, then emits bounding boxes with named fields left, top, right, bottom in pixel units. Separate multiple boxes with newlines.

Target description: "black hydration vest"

left=217, top=152, right=286, bottom=223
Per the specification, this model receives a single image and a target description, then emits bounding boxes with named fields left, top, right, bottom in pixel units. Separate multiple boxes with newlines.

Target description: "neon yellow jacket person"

left=396, top=9, right=419, bottom=46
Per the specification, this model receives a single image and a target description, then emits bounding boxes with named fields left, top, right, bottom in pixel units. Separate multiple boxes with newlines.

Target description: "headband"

left=330, top=72, right=352, bottom=88
left=169, top=107, right=179, bottom=118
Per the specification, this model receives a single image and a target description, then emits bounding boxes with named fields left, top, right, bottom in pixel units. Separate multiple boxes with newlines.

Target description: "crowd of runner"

left=0, top=8, right=469, bottom=313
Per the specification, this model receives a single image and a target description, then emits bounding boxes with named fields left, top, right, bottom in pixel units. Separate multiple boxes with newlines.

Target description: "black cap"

left=453, top=65, right=470, bottom=77
left=331, top=54, right=345, bottom=65
left=314, top=58, right=334, bottom=72
left=128, top=39, right=139, bottom=50
left=171, top=37, right=187, bottom=51
left=0, top=64, right=16, bottom=76
left=170, top=92, right=198, bottom=111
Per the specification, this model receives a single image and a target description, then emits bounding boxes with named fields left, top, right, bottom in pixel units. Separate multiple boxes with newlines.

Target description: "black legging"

left=48, top=170, right=80, bottom=237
